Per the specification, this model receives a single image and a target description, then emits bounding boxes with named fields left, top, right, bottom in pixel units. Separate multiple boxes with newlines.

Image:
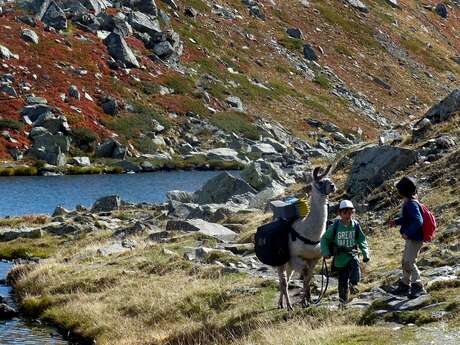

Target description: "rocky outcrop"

left=95, top=139, right=127, bottom=159
left=346, top=145, right=418, bottom=198
left=122, top=0, right=158, bottom=15
left=424, top=89, right=460, bottom=124
left=41, top=1, right=67, bottom=31
left=0, top=303, right=18, bottom=320
left=103, top=33, right=140, bottom=68
left=194, top=172, right=256, bottom=204
left=166, top=219, right=238, bottom=242
left=91, top=195, right=121, bottom=213
left=28, top=128, right=70, bottom=166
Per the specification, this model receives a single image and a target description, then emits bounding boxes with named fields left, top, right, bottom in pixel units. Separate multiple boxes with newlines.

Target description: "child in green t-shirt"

left=321, top=200, right=370, bottom=304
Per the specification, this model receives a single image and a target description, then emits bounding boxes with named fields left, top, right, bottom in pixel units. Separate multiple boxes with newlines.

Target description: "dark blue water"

left=0, top=261, right=68, bottom=344
left=0, top=170, right=229, bottom=217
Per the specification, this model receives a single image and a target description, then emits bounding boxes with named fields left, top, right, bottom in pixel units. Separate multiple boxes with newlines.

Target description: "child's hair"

left=395, top=176, right=417, bottom=198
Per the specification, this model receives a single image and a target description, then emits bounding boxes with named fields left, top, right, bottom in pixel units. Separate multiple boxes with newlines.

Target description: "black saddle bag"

left=255, top=218, right=291, bottom=266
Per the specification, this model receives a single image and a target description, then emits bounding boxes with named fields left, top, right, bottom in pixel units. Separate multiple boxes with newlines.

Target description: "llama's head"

left=306, top=165, right=336, bottom=196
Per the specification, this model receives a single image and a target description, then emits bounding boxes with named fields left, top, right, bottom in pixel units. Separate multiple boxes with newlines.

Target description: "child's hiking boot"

left=338, top=286, right=348, bottom=304
left=349, top=283, right=359, bottom=295
left=408, top=282, right=427, bottom=299
left=389, top=280, right=410, bottom=296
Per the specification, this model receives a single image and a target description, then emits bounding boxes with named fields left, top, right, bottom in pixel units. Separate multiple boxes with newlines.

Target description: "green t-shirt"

left=320, top=219, right=369, bottom=268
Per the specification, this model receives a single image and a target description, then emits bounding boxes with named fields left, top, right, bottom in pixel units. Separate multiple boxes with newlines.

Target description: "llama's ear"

left=304, top=170, right=314, bottom=184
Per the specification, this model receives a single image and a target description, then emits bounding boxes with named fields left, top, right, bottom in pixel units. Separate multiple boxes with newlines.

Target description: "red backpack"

left=416, top=201, right=437, bottom=242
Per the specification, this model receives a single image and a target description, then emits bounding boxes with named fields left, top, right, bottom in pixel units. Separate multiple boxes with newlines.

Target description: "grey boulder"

left=0, top=304, right=18, bottom=320
left=92, top=195, right=121, bottom=213
left=95, top=139, right=127, bottom=159
left=166, top=219, right=238, bottom=242
left=346, top=0, right=369, bottom=12
left=128, top=11, right=161, bottom=36
left=20, top=29, right=39, bottom=44
left=33, top=112, right=70, bottom=135
left=346, top=145, right=418, bottom=198
left=194, top=172, right=256, bottom=204
left=0, top=45, right=18, bottom=60
left=42, top=1, right=67, bottom=31
left=122, top=0, right=158, bottom=15
left=152, top=41, right=174, bottom=58
left=29, top=128, right=70, bottom=166
left=286, top=27, right=303, bottom=39
left=103, top=33, right=140, bottom=68
left=303, top=43, right=318, bottom=61
left=424, top=89, right=460, bottom=124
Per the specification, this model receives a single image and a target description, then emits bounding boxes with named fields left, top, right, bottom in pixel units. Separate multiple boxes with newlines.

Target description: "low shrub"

left=0, top=119, right=24, bottom=131
left=13, top=166, right=38, bottom=176
left=72, top=128, right=98, bottom=150
left=211, top=112, right=261, bottom=140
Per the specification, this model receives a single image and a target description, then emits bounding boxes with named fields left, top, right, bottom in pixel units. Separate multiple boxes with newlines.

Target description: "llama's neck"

left=294, top=188, right=328, bottom=242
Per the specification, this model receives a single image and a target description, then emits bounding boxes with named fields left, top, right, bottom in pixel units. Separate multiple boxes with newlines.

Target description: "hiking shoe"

left=408, top=282, right=427, bottom=299
left=349, top=283, right=359, bottom=295
left=338, top=298, right=348, bottom=310
left=389, top=280, right=410, bottom=296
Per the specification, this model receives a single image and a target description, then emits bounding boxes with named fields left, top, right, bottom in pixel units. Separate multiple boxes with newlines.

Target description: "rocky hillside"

left=0, top=91, right=458, bottom=344
left=0, top=0, right=458, bottom=173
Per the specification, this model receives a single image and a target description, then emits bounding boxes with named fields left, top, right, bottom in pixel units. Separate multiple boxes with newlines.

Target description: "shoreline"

left=0, top=158, right=245, bottom=177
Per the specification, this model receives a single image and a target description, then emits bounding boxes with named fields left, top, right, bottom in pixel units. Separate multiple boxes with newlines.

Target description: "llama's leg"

left=285, top=266, right=294, bottom=310
left=277, top=265, right=287, bottom=309
left=301, top=260, right=318, bottom=307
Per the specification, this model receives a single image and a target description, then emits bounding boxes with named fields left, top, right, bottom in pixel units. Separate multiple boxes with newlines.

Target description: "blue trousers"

left=336, top=257, right=360, bottom=302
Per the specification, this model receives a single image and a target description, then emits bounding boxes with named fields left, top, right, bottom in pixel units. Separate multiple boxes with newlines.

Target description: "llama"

left=277, top=165, right=336, bottom=309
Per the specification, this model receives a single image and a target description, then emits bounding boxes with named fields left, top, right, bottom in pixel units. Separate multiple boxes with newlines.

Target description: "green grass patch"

left=278, top=37, right=304, bottom=52
left=335, top=44, right=354, bottom=56
left=317, top=3, right=379, bottom=49
left=103, top=103, right=169, bottom=140
left=164, top=74, right=195, bottom=95
left=303, top=97, right=332, bottom=115
left=0, top=119, right=24, bottom=131
left=0, top=237, right=59, bottom=260
left=71, top=127, right=97, bottom=150
left=210, top=112, right=260, bottom=140
left=0, top=166, right=38, bottom=176
left=314, top=74, right=332, bottom=89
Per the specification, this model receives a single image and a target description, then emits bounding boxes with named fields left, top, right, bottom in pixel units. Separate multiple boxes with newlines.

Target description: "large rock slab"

left=424, top=89, right=460, bottom=124
left=33, top=112, right=70, bottom=134
left=346, top=145, right=418, bottom=197
left=91, top=195, right=121, bottom=213
left=97, top=242, right=130, bottom=256
left=0, top=303, right=18, bottom=320
left=95, top=139, right=127, bottom=159
left=29, top=128, right=70, bottom=166
left=194, top=172, right=256, bottom=204
left=346, top=0, right=369, bottom=12
left=103, top=32, right=140, bottom=68
left=128, top=11, right=161, bottom=35
left=0, top=45, right=19, bottom=60
left=42, top=1, right=67, bottom=30
left=21, top=29, right=39, bottom=44
left=122, top=0, right=158, bottom=15
left=206, top=148, right=240, bottom=161
left=166, top=219, right=238, bottom=241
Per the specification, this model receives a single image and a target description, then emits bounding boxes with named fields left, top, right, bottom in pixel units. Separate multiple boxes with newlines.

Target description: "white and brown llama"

left=277, top=165, right=336, bottom=310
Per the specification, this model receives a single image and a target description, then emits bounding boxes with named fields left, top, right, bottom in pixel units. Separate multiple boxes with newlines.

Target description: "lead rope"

left=311, top=258, right=329, bottom=305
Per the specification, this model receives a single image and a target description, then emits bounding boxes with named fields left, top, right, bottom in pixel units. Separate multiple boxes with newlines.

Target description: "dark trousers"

left=336, top=257, right=360, bottom=302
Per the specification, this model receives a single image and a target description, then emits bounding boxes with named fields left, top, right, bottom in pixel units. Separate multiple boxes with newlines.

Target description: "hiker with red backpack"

left=388, top=176, right=437, bottom=299
left=321, top=200, right=370, bottom=305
